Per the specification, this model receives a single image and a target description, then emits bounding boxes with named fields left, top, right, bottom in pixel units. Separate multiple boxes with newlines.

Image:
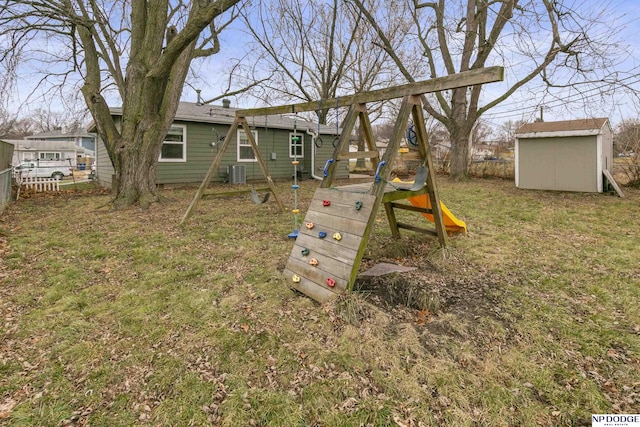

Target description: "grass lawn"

left=0, top=178, right=639, bottom=426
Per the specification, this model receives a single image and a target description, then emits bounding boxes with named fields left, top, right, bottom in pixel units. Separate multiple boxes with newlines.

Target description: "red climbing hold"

left=326, top=277, right=336, bottom=287
left=322, top=200, right=331, bottom=207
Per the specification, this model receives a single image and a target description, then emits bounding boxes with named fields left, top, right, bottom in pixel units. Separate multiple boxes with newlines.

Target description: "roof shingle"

left=516, top=118, right=608, bottom=135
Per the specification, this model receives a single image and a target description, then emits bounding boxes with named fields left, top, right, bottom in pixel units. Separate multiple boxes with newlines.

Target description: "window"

left=160, top=125, right=187, bottom=162
left=237, top=129, right=258, bottom=162
left=289, top=132, right=304, bottom=158
left=39, top=152, right=61, bottom=161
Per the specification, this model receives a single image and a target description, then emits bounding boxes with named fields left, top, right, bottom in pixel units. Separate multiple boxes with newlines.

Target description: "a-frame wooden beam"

left=320, top=104, right=360, bottom=188
left=411, top=98, right=448, bottom=247
left=181, top=117, right=241, bottom=225
left=236, top=67, right=503, bottom=117
left=345, top=96, right=415, bottom=289
left=237, top=117, right=285, bottom=212
left=181, top=117, right=285, bottom=225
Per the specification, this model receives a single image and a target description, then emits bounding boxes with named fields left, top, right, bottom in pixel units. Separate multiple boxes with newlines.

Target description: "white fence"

left=17, top=176, right=61, bottom=192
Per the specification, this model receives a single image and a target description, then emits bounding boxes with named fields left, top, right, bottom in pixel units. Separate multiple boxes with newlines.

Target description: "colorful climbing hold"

left=322, top=200, right=331, bottom=207
left=301, top=248, right=310, bottom=256
left=292, top=184, right=300, bottom=189
left=326, top=278, right=336, bottom=287
left=309, top=258, right=319, bottom=266
left=292, top=275, right=301, bottom=283
left=355, top=201, right=363, bottom=210
left=318, top=231, right=327, bottom=239
left=305, top=222, right=315, bottom=229
left=292, top=209, right=300, bottom=214
left=333, top=232, right=342, bottom=241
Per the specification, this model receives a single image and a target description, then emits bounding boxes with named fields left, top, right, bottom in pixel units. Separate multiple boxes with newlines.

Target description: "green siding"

left=95, top=135, right=115, bottom=188
left=96, top=119, right=348, bottom=188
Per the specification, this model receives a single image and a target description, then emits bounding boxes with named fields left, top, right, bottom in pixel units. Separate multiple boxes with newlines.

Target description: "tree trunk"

left=448, top=126, right=472, bottom=181
left=113, top=131, right=162, bottom=209
left=448, top=87, right=471, bottom=180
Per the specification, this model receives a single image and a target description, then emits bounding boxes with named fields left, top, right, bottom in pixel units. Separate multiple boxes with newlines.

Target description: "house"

left=471, top=143, right=495, bottom=160
left=26, top=127, right=96, bottom=153
left=92, top=101, right=349, bottom=188
left=3, top=138, right=94, bottom=169
left=429, top=129, right=450, bottom=161
left=515, top=118, right=613, bottom=193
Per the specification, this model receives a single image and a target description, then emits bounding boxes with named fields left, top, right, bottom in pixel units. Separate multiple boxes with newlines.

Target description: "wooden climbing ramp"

left=284, top=189, right=376, bottom=302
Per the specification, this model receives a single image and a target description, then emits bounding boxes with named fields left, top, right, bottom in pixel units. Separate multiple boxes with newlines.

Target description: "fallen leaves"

left=0, top=398, right=17, bottom=419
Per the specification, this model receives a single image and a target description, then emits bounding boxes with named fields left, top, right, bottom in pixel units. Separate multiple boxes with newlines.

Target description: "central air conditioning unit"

left=229, top=164, right=246, bottom=184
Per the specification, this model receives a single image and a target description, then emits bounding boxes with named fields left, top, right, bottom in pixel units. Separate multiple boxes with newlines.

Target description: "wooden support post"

left=372, top=96, right=415, bottom=193
left=344, top=97, right=414, bottom=289
left=320, top=104, right=359, bottom=188
left=238, top=118, right=285, bottom=212
left=383, top=202, right=401, bottom=238
left=358, top=109, right=380, bottom=171
left=411, top=101, right=448, bottom=247
left=181, top=118, right=241, bottom=225
left=182, top=116, right=287, bottom=225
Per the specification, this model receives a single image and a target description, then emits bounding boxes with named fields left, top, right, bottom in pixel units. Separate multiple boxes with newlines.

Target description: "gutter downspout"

left=306, top=128, right=323, bottom=180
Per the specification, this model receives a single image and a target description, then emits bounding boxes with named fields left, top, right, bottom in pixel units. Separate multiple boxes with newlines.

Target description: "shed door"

left=518, top=136, right=598, bottom=192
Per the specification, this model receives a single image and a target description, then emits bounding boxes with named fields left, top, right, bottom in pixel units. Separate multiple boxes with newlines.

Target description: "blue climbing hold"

left=318, top=231, right=327, bottom=239
left=292, top=184, right=300, bottom=189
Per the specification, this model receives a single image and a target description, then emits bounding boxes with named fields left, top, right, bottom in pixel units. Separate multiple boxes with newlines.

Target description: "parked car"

left=12, top=162, right=73, bottom=180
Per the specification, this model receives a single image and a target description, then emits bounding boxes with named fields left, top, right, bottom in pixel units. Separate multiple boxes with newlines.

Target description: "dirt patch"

left=352, top=251, right=523, bottom=353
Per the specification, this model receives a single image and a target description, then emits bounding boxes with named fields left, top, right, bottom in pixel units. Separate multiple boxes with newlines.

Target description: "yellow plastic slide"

left=390, top=177, right=467, bottom=233
left=407, top=194, right=467, bottom=233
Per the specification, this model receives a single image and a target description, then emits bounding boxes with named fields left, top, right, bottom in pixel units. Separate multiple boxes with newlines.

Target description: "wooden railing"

left=17, top=176, right=61, bottom=192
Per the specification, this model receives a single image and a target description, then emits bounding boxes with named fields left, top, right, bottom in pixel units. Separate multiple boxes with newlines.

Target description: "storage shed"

left=515, top=118, right=613, bottom=193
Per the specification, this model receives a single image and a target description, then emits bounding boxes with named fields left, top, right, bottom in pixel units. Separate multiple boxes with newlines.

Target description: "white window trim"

left=237, top=129, right=259, bottom=163
left=159, top=124, right=187, bottom=163
left=289, top=132, right=304, bottom=159
left=39, top=152, right=62, bottom=160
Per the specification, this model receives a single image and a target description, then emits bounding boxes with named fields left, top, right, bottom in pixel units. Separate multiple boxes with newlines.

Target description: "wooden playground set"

left=182, top=67, right=504, bottom=302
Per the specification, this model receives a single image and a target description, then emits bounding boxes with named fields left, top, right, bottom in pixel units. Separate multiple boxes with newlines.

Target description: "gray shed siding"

left=517, top=136, right=598, bottom=192
left=600, top=123, right=613, bottom=173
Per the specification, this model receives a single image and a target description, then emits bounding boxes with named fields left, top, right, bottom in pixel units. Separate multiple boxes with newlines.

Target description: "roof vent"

left=222, top=99, right=231, bottom=108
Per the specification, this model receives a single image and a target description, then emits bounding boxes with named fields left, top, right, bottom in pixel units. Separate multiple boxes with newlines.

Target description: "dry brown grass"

left=1, top=178, right=639, bottom=426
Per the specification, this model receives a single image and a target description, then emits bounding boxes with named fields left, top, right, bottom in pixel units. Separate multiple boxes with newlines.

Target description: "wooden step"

left=337, top=151, right=379, bottom=160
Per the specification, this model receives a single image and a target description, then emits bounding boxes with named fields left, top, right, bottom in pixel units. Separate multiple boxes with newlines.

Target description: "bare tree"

left=1, top=0, right=242, bottom=207
left=614, top=119, right=640, bottom=186
left=494, top=119, right=526, bottom=151
left=240, top=0, right=407, bottom=170
left=350, top=0, right=626, bottom=180
left=242, top=0, right=406, bottom=118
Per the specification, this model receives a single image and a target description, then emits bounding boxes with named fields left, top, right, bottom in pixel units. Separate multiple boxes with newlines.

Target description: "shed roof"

left=516, top=118, right=608, bottom=137
left=107, top=102, right=337, bottom=135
